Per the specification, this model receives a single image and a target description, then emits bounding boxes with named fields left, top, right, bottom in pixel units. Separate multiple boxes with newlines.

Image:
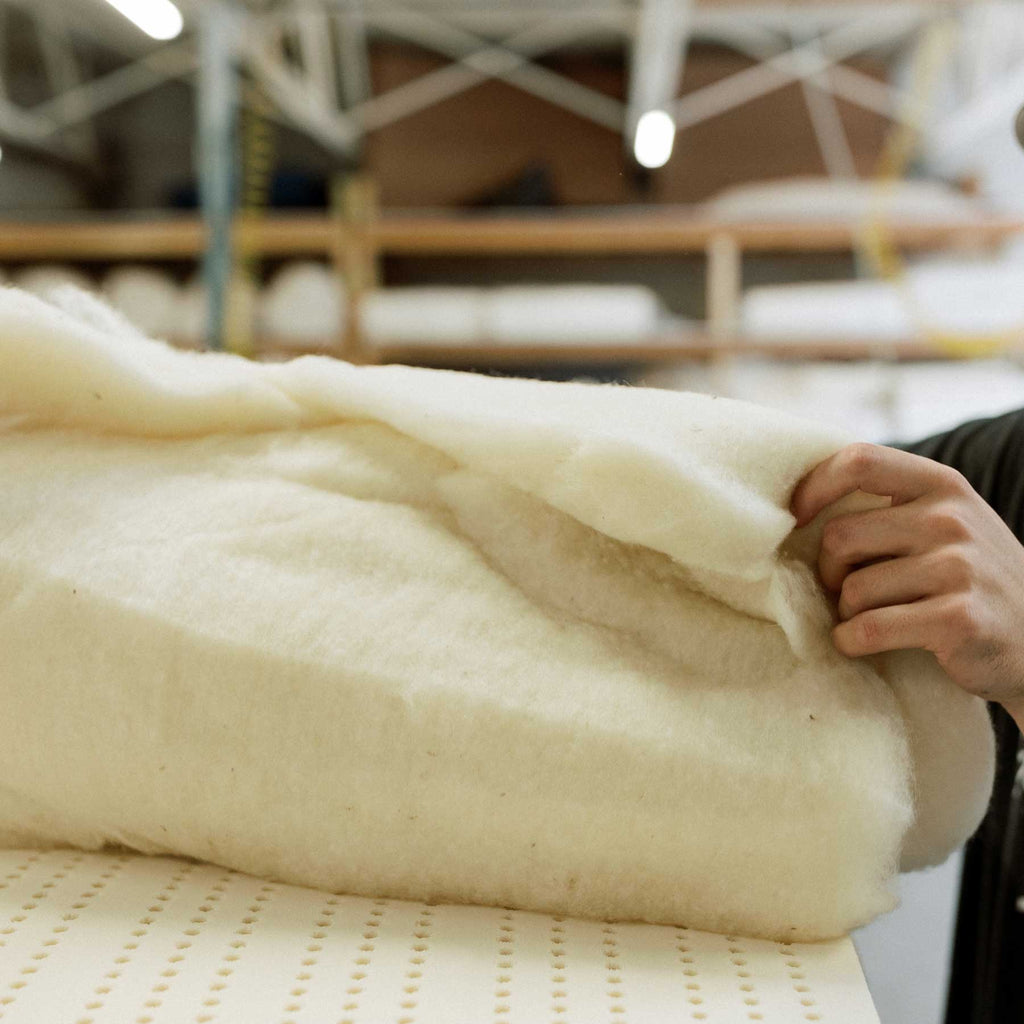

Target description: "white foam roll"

left=259, top=261, right=347, bottom=349
left=486, top=285, right=664, bottom=344
left=742, top=257, right=1024, bottom=343
left=11, top=264, right=94, bottom=302
left=0, top=288, right=996, bottom=942
left=907, top=257, right=1024, bottom=335
left=362, top=288, right=485, bottom=345
left=102, top=265, right=182, bottom=340
left=701, top=176, right=981, bottom=223
left=741, top=281, right=914, bottom=341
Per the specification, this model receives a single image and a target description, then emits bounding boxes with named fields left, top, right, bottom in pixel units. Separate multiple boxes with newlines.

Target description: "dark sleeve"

left=895, top=408, right=1024, bottom=543
left=902, top=410, right=1024, bottom=1024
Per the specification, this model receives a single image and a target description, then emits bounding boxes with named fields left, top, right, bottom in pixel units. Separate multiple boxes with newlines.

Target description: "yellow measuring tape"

left=858, top=15, right=1018, bottom=358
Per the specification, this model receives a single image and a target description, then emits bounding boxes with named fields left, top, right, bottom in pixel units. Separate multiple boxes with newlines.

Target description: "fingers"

left=832, top=595, right=971, bottom=659
left=794, top=444, right=1000, bottom=675
left=791, top=443, right=966, bottom=527
left=837, top=548, right=971, bottom=620
left=818, top=497, right=976, bottom=593
left=818, top=505, right=916, bottom=592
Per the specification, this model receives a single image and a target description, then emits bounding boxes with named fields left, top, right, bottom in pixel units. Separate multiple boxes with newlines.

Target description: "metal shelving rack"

left=3, top=0, right=1023, bottom=364
left=0, top=206, right=1021, bottom=363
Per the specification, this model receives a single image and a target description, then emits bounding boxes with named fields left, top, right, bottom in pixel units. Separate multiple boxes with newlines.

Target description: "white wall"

left=855, top=852, right=963, bottom=1024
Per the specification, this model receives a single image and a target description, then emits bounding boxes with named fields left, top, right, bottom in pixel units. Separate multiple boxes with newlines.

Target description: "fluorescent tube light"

left=102, top=0, right=184, bottom=41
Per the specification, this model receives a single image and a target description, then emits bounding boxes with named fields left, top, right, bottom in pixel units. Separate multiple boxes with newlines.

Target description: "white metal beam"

left=334, top=2, right=372, bottom=113
left=0, top=4, right=90, bottom=162
left=826, top=63, right=909, bottom=121
left=246, top=21, right=359, bottom=154
left=0, top=96, right=63, bottom=148
left=714, top=19, right=914, bottom=125
left=793, top=31, right=857, bottom=178
left=30, top=39, right=196, bottom=132
left=927, top=61, right=1024, bottom=162
left=296, top=4, right=336, bottom=109
left=360, top=6, right=625, bottom=132
left=673, top=10, right=924, bottom=132
left=0, top=0, right=960, bottom=180
left=627, top=0, right=691, bottom=138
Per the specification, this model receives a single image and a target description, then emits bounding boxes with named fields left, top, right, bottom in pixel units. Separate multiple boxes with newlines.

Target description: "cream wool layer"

left=0, top=288, right=994, bottom=941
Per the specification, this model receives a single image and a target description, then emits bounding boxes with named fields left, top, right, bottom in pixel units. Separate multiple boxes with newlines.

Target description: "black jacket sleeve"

left=899, top=410, right=1024, bottom=542
left=896, top=409, right=1024, bottom=1024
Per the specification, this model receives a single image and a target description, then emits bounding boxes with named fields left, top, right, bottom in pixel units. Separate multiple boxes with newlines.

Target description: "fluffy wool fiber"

left=0, top=287, right=994, bottom=941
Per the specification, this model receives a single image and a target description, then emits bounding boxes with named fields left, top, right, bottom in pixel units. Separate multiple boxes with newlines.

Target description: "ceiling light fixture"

left=102, top=0, right=184, bottom=41
left=633, top=109, right=676, bottom=170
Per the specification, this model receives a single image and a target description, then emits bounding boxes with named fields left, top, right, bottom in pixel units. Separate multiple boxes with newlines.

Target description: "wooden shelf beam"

left=0, top=210, right=1021, bottom=261
left=259, top=335, right=1020, bottom=368
left=4, top=209, right=1021, bottom=369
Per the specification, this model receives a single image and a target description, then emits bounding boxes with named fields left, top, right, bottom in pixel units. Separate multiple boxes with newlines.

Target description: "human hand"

left=791, top=442, right=1024, bottom=726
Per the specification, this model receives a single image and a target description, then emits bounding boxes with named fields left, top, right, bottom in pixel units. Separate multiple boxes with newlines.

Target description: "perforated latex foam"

left=0, top=286, right=995, bottom=944
left=0, top=850, right=879, bottom=1024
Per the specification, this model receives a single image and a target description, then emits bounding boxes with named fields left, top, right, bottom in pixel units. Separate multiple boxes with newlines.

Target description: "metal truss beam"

left=32, top=40, right=196, bottom=131
left=0, top=0, right=996, bottom=187
left=360, top=6, right=625, bottom=132
left=0, top=1, right=196, bottom=167
left=672, top=10, right=925, bottom=132
left=793, top=30, right=857, bottom=178
left=627, top=0, right=691, bottom=137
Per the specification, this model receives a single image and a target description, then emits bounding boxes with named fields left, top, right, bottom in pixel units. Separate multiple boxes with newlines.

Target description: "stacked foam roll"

left=103, top=266, right=181, bottom=340
left=361, top=284, right=667, bottom=346
left=11, top=264, right=94, bottom=300
left=700, top=176, right=982, bottom=223
left=741, top=257, right=1024, bottom=343
left=258, top=261, right=347, bottom=349
left=4, top=263, right=670, bottom=351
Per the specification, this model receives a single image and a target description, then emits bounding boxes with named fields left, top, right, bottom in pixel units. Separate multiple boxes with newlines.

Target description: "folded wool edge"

left=0, top=286, right=996, bottom=939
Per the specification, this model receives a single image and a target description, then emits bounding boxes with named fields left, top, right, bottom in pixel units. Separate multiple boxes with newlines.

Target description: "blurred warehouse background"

left=3, top=2, right=1024, bottom=1021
